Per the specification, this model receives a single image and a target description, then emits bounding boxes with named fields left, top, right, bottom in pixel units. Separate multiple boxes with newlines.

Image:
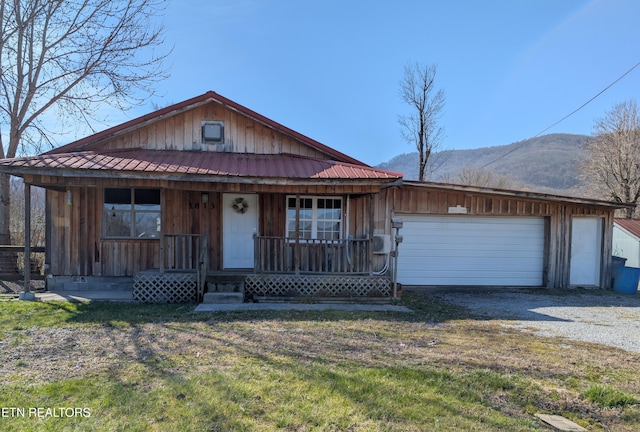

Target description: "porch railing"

left=254, top=236, right=370, bottom=274
left=161, top=234, right=208, bottom=273
left=160, top=234, right=209, bottom=301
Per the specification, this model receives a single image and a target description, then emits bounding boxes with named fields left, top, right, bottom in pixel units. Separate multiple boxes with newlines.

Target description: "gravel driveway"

left=430, top=289, right=640, bottom=353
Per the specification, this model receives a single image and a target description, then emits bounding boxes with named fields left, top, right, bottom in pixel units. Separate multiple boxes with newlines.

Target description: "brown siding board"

left=79, top=188, right=87, bottom=275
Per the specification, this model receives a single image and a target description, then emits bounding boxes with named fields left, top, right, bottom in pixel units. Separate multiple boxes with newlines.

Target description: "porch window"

left=286, top=196, right=342, bottom=240
left=104, top=188, right=161, bottom=238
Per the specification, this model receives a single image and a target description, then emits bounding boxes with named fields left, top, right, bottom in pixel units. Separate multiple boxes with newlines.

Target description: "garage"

left=397, top=215, right=545, bottom=286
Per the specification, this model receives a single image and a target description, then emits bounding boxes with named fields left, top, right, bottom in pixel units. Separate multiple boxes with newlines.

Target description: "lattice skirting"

left=133, top=272, right=197, bottom=303
left=245, top=274, right=392, bottom=298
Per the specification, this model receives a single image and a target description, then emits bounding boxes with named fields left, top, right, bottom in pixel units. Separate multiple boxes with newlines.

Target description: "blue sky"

left=130, top=0, right=640, bottom=166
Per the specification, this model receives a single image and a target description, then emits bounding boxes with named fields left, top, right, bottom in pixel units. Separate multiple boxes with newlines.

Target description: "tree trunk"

left=0, top=173, right=14, bottom=274
left=0, top=173, right=10, bottom=245
left=626, top=205, right=635, bottom=219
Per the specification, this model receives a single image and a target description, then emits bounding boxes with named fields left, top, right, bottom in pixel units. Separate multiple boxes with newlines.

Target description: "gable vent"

left=202, top=121, right=224, bottom=143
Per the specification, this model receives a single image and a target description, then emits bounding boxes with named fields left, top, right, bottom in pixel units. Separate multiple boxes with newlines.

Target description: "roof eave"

left=2, top=166, right=400, bottom=186
left=402, top=180, right=632, bottom=209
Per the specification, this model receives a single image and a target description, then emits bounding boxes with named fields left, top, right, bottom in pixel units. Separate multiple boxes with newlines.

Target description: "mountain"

left=377, top=133, right=588, bottom=194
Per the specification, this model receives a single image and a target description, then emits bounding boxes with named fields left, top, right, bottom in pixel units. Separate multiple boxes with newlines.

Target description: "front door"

left=223, top=193, right=258, bottom=269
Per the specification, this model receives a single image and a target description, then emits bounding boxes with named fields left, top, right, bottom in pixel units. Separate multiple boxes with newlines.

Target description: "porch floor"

left=31, top=290, right=412, bottom=312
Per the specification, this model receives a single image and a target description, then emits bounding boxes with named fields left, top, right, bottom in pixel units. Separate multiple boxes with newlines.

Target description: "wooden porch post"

left=23, top=182, right=32, bottom=297
left=368, top=194, right=374, bottom=275
left=159, top=189, right=165, bottom=273
left=295, top=194, right=300, bottom=275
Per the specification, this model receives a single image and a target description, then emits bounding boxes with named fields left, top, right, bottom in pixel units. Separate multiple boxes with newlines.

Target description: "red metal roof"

left=46, top=91, right=366, bottom=166
left=0, top=149, right=402, bottom=182
left=615, top=218, right=640, bottom=239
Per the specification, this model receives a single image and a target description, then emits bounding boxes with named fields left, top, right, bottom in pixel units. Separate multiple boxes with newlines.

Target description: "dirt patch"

left=0, top=278, right=45, bottom=294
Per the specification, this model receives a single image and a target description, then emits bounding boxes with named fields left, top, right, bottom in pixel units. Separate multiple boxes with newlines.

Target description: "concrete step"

left=202, top=292, right=244, bottom=304
left=206, top=276, right=245, bottom=293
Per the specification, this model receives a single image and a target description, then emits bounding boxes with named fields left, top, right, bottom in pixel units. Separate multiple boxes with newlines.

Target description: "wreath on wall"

left=232, top=197, right=249, bottom=214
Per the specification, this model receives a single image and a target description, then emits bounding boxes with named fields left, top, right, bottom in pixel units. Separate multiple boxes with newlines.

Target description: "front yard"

left=0, top=292, right=638, bottom=431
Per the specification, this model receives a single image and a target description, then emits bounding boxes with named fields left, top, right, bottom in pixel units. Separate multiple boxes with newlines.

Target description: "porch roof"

left=0, top=148, right=402, bottom=184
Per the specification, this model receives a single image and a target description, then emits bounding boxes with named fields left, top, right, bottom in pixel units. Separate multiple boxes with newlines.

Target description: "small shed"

left=613, top=218, right=640, bottom=267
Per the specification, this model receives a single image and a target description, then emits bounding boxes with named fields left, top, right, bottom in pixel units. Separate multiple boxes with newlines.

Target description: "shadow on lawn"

left=30, top=291, right=466, bottom=327
left=33, top=287, right=638, bottom=327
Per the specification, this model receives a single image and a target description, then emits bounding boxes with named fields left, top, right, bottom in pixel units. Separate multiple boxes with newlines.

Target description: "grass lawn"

left=0, top=292, right=638, bottom=431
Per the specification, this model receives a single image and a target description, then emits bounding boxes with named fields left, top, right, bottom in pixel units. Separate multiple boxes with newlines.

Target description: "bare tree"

left=10, top=178, right=45, bottom=247
left=0, top=0, right=169, bottom=245
left=449, top=166, right=514, bottom=189
left=581, top=99, right=640, bottom=218
left=10, top=178, right=45, bottom=272
left=398, top=62, right=445, bottom=181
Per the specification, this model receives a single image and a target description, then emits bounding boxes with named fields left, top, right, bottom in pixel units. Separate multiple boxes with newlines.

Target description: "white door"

left=397, top=215, right=545, bottom=286
left=223, top=193, right=258, bottom=269
left=570, top=217, right=602, bottom=286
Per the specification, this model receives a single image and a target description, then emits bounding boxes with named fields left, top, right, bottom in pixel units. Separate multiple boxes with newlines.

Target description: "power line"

left=481, top=60, right=640, bottom=168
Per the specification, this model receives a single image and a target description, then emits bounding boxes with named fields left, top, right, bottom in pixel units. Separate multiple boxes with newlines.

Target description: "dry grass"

left=0, top=292, right=638, bottom=431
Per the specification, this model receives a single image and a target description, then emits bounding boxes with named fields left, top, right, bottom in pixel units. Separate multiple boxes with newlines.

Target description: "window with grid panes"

left=286, top=196, right=342, bottom=240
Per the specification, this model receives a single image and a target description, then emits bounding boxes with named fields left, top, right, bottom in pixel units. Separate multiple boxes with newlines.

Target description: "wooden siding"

left=43, top=179, right=618, bottom=288
left=163, top=189, right=221, bottom=271
left=46, top=185, right=376, bottom=277
left=95, top=101, right=329, bottom=158
left=101, top=240, right=160, bottom=276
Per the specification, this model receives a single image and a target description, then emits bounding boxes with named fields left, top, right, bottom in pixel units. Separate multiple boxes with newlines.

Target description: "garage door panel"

left=400, top=274, right=542, bottom=284
left=400, top=252, right=542, bottom=263
left=398, top=215, right=545, bottom=286
left=402, top=243, right=544, bottom=256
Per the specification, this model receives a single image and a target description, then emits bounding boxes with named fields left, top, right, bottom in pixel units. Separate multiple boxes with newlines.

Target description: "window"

left=286, top=196, right=342, bottom=240
left=104, top=188, right=161, bottom=238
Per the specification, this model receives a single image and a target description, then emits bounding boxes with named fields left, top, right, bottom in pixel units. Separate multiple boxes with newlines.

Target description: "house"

left=613, top=218, right=640, bottom=267
left=0, top=91, right=629, bottom=301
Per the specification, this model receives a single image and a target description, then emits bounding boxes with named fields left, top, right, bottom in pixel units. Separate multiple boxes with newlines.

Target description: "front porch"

left=131, top=233, right=394, bottom=303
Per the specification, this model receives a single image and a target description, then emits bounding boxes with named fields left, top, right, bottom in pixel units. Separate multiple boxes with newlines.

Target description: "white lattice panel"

left=245, top=274, right=391, bottom=298
left=133, top=272, right=197, bottom=303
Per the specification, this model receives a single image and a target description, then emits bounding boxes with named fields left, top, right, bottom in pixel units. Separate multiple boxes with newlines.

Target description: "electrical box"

left=391, top=217, right=404, bottom=229
left=373, top=234, right=391, bottom=254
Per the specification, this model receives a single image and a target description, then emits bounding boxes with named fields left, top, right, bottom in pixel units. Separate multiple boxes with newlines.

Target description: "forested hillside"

left=377, top=133, right=588, bottom=194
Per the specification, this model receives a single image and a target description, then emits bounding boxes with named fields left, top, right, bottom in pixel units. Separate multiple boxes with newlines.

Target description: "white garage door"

left=397, top=215, right=545, bottom=286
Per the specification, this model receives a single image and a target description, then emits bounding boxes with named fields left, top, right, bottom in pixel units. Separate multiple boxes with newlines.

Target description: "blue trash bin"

left=612, top=256, right=627, bottom=270
left=613, top=266, right=640, bottom=294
